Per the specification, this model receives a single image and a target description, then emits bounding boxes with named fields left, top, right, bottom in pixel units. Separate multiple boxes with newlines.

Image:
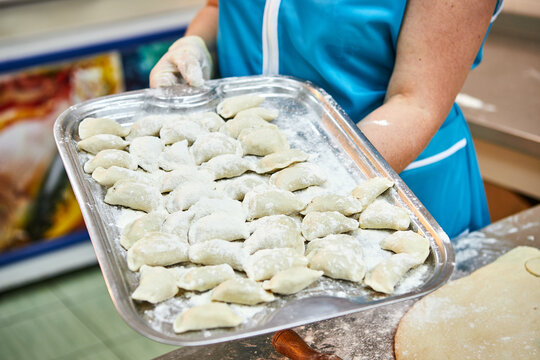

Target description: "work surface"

left=158, top=205, right=540, bottom=360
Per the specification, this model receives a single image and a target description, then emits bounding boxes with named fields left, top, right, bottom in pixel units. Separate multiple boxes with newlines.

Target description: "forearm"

left=185, top=0, right=219, bottom=53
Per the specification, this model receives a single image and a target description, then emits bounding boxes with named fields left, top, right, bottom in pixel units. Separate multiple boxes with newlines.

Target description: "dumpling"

left=188, top=239, right=247, bottom=271
left=189, top=111, right=225, bottom=132
left=262, top=267, right=323, bottom=295
left=188, top=198, right=246, bottom=222
left=200, top=154, right=252, bottom=180
left=364, top=253, right=418, bottom=294
left=238, top=127, right=289, bottom=156
left=190, top=133, right=243, bottom=165
left=359, top=199, right=410, bottom=231
left=301, top=211, right=359, bottom=241
left=129, top=136, right=163, bottom=172
left=174, top=264, right=235, bottom=291
left=165, top=181, right=222, bottom=212
left=91, top=166, right=153, bottom=187
left=160, top=119, right=208, bottom=145
left=380, top=230, right=430, bottom=264
left=211, top=278, right=275, bottom=305
left=256, top=149, right=310, bottom=174
left=161, top=211, right=194, bottom=243
left=307, top=244, right=366, bottom=282
left=235, top=107, right=278, bottom=121
left=131, top=265, right=178, bottom=304
left=188, top=213, right=249, bottom=244
left=243, top=215, right=304, bottom=254
left=220, top=174, right=268, bottom=201
left=127, top=232, right=189, bottom=271
left=244, top=248, right=308, bottom=281
left=269, top=163, right=326, bottom=192
left=83, top=149, right=137, bottom=173
left=305, top=234, right=361, bottom=256
left=126, top=115, right=169, bottom=140
left=104, top=180, right=163, bottom=212
left=77, top=134, right=129, bottom=154
left=160, top=165, right=214, bottom=193
left=173, top=303, right=242, bottom=333
left=216, top=95, right=265, bottom=119
left=120, top=211, right=167, bottom=249
left=243, top=187, right=306, bottom=220
left=351, top=177, right=394, bottom=207
left=158, top=140, right=195, bottom=170
left=301, top=194, right=363, bottom=216
left=222, top=114, right=275, bottom=138
left=78, top=117, right=129, bottom=139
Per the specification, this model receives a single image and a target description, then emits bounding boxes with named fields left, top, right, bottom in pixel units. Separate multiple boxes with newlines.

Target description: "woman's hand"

left=149, top=36, right=213, bottom=88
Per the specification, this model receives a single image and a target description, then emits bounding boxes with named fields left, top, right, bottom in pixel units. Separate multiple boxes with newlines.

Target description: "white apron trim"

left=262, top=0, right=281, bottom=75
left=403, top=138, right=467, bottom=171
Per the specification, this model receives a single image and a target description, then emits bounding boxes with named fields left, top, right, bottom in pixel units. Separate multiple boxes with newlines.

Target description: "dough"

left=131, top=265, right=178, bottom=304
left=211, top=278, right=275, bottom=305
left=263, top=266, right=323, bottom=295
left=173, top=303, right=242, bottom=333
left=395, top=246, right=540, bottom=360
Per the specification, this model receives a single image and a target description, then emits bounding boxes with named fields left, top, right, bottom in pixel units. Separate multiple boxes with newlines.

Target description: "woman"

left=150, top=0, right=502, bottom=239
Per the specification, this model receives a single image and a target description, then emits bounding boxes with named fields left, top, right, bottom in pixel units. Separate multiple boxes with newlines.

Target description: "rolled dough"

left=394, top=246, right=540, bottom=360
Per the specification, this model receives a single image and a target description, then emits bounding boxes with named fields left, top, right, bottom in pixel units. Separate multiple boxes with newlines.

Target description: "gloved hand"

left=150, top=35, right=213, bottom=88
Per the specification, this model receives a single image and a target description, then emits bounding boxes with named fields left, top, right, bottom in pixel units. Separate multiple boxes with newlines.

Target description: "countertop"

left=158, top=205, right=540, bottom=360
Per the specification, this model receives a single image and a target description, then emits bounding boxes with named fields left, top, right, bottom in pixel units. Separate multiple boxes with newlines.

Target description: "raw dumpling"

left=359, top=199, right=410, bottom=231
left=307, top=244, right=366, bottom=282
left=222, top=114, right=275, bottom=138
left=244, top=248, right=308, bottom=281
left=104, top=180, right=163, bottom=212
left=129, top=136, right=163, bottom=172
left=243, top=187, right=306, bottom=220
left=364, top=253, right=418, bottom=294
left=305, top=234, right=361, bottom=256
left=269, top=163, right=326, bottom=192
left=301, top=211, right=359, bottom=241
left=160, top=165, right=214, bottom=193
left=211, top=278, right=275, bottom=305
left=190, top=133, right=243, bottom=165
left=188, top=213, right=249, bottom=244
left=189, top=239, right=247, bottom=271
left=158, top=140, right=195, bottom=170
left=200, top=154, right=252, bottom=180
left=188, top=198, right=246, bottom=222
left=235, top=107, right=278, bottom=121
left=131, top=265, right=178, bottom=304
left=161, top=211, right=193, bottom=243
left=127, top=232, right=189, bottom=271
left=189, top=111, right=225, bottom=132
left=352, top=177, right=394, bottom=207
left=120, top=211, right=167, bottom=249
left=165, top=181, right=222, bottom=212
left=380, top=230, right=430, bottom=264
left=173, top=303, right=242, bottom=333
left=301, top=194, right=363, bottom=216
left=263, top=267, right=323, bottom=295
left=160, top=119, right=207, bottom=145
left=220, top=175, right=268, bottom=201
left=243, top=215, right=304, bottom=254
left=92, top=166, right=153, bottom=187
left=238, top=127, right=289, bottom=156
left=174, top=264, right=235, bottom=291
left=217, top=95, right=265, bottom=119
left=78, top=117, right=129, bottom=139
left=83, top=149, right=137, bottom=173
left=126, top=115, right=168, bottom=140
left=77, top=134, right=129, bottom=154
left=256, top=149, right=310, bottom=174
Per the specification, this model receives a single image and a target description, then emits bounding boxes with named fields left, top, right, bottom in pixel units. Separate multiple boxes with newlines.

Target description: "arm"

left=185, top=0, right=219, bottom=55
left=358, top=0, right=497, bottom=172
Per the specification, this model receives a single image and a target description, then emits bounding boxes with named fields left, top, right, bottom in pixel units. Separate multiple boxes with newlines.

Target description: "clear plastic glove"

left=150, top=35, right=213, bottom=88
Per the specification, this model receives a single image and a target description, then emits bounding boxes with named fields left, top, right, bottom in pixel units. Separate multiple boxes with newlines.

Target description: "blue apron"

left=217, top=0, right=494, bottom=239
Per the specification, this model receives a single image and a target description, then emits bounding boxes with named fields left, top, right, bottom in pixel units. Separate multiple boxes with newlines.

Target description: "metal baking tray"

left=54, top=75, right=454, bottom=346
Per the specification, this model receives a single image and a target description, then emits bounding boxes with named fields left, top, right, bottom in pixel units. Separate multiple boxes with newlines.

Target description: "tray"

left=54, top=75, right=454, bottom=346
